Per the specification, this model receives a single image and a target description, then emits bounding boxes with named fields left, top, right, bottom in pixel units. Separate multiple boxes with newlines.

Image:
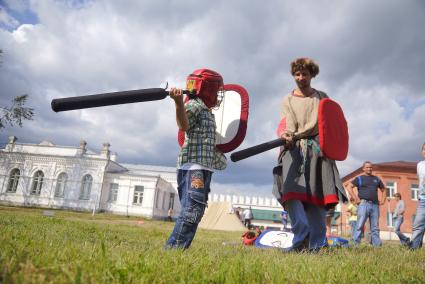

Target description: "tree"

left=0, top=95, right=34, bottom=130
left=0, top=49, right=34, bottom=130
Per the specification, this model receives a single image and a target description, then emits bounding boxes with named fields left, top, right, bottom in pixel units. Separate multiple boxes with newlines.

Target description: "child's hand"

left=169, top=87, right=184, bottom=103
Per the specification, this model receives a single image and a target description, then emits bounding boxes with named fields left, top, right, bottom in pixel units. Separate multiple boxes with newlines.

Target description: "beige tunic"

left=280, top=90, right=327, bottom=139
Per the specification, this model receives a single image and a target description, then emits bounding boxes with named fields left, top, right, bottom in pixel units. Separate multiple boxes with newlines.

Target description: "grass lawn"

left=1, top=205, right=424, bottom=283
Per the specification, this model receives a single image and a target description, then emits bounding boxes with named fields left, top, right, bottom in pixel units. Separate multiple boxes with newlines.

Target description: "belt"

left=360, top=199, right=377, bottom=204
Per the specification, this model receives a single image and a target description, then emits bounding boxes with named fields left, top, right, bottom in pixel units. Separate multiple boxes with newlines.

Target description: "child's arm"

left=169, top=88, right=189, bottom=131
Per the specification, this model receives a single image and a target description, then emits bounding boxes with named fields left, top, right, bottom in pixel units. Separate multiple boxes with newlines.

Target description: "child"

left=165, top=69, right=227, bottom=249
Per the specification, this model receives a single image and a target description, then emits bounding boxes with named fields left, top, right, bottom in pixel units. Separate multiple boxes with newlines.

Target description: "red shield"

left=275, top=98, right=348, bottom=161
left=318, top=98, right=349, bottom=161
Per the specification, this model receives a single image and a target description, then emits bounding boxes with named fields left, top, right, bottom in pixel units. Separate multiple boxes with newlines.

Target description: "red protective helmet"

left=186, top=69, right=224, bottom=108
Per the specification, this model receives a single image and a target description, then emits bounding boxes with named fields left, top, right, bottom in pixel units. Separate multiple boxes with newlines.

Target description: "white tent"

left=199, top=201, right=246, bottom=231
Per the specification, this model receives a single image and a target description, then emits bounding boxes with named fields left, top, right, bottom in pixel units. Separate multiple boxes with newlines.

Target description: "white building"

left=0, top=136, right=180, bottom=219
left=0, top=136, right=288, bottom=227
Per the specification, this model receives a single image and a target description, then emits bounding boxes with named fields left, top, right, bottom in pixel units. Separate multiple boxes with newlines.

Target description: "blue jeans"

left=410, top=199, right=425, bottom=249
left=285, top=199, right=327, bottom=250
left=393, top=216, right=409, bottom=244
left=353, top=200, right=381, bottom=247
left=165, top=169, right=212, bottom=249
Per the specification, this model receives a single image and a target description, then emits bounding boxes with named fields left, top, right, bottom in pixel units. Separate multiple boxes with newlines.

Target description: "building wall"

left=100, top=173, right=180, bottom=218
left=0, top=137, right=180, bottom=219
left=0, top=137, right=288, bottom=224
left=0, top=152, right=107, bottom=211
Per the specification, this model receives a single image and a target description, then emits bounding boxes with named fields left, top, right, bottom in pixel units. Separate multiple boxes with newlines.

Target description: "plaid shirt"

left=177, top=98, right=227, bottom=170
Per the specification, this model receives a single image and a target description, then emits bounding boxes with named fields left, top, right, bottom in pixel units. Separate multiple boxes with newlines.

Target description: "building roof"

left=342, top=161, right=417, bottom=182
left=120, top=163, right=177, bottom=182
left=121, top=163, right=176, bottom=173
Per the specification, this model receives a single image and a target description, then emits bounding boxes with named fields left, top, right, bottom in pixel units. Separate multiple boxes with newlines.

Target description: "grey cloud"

left=1, top=0, right=424, bottom=195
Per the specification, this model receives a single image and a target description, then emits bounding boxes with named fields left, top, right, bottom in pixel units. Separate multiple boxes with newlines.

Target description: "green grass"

left=1, top=205, right=424, bottom=283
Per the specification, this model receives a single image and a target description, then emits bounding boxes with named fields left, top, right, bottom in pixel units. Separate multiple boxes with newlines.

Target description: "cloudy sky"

left=1, top=0, right=424, bottom=197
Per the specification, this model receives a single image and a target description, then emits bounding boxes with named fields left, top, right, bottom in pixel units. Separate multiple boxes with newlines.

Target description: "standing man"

left=167, top=207, right=173, bottom=222
left=347, top=161, right=387, bottom=247
left=243, top=206, right=253, bottom=229
left=393, top=193, right=409, bottom=245
left=273, top=58, right=347, bottom=252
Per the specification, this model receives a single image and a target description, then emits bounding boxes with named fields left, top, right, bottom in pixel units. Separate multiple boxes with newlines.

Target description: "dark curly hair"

left=290, top=58, right=320, bottom=78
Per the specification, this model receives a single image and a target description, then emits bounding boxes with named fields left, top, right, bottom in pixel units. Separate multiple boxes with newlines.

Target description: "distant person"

left=240, top=208, right=245, bottom=224
left=347, top=161, right=387, bottom=247
left=410, top=142, right=425, bottom=250
left=235, top=208, right=241, bottom=221
left=346, top=197, right=358, bottom=241
left=243, top=207, right=253, bottom=229
left=281, top=210, right=288, bottom=230
left=326, top=208, right=335, bottom=236
left=392, top=193, right=409, bottom=245
left=167, top=208, right=173, bottom=222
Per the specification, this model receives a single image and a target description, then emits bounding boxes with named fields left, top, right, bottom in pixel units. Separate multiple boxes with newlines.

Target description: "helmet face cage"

left=187, top=69, right=223, bottom=108
left=214, top=86, right=225, bottom=109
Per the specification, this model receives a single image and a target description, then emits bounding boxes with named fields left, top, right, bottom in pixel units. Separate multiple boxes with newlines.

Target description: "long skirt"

left=272, top=136, right=347, bottom=209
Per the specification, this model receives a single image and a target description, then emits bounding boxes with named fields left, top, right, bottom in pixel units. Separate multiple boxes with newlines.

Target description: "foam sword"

left=230, top=138, right=286, bottom=162
left=51, top=88, right=195, bottom=112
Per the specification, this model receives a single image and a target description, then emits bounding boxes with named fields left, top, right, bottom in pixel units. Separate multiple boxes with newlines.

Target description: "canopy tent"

left=199, top=202, right=246, bottom=231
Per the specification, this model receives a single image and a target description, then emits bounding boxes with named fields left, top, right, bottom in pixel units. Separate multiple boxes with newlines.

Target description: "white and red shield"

left=275, top=98, right=348, bottom=161
left=178, top=84, right=249, bottom=153
left=318, top=98, right=349, bottom=161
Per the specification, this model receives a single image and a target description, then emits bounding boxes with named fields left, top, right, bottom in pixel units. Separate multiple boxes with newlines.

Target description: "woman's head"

left=290, top=58, right=320, bottom=78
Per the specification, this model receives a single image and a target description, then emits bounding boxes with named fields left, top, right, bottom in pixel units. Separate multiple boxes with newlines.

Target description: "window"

left=168, top=193, right=175, bottom=210
left=386, top=212, right=394, bottom=227
left=79, top=174, right=93, bottom=200
left=30, top=170, right=44, bottom=195
left=411, top=184, right=419, bottom=200
left=54, top=172, right=68, bottom=197
left=386, top=181, right=396, bottom=199
left=109, top=183, right=118, bottom=203
left=7, top=168, right=20, bottom=192
left=133, top=186, right=144, bottom=205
